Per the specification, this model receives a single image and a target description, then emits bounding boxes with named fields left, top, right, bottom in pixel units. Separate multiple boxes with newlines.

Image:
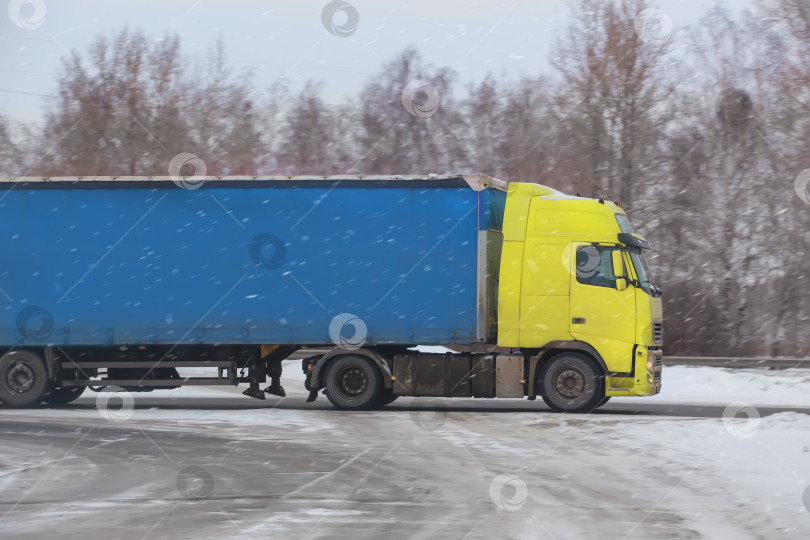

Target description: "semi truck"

left=0, top=174, right=662, bottom=413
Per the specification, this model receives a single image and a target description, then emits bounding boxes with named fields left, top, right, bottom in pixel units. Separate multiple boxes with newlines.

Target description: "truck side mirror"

left=611, top=250, right=624, bottom=279
left=611, top=251, right=628, bottom=291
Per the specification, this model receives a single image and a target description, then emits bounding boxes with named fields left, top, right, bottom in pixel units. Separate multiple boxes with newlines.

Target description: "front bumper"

left=605, top=346, right=662, bottom=397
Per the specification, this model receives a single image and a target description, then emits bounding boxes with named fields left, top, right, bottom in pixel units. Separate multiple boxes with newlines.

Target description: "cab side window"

left=576, top=246, right=616, bottom=289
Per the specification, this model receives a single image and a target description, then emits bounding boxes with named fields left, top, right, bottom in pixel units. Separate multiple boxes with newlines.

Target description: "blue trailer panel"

left=0, top=176, right=506, bottom=348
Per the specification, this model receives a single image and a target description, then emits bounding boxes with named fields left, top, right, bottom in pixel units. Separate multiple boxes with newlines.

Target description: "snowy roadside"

left=612, top=364, right=810, bottom=407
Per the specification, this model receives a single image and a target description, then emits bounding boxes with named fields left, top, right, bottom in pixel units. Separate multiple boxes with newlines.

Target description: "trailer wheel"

left=324, top=355, right=382, bottom=410
left=0, top=351, right=49, bottom=408
left=539, top=353, right=602, bottom=413
left=43, top=386, right=86, bottom=406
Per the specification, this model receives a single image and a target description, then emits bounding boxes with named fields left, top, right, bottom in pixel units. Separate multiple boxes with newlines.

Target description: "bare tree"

left=183, top=36, right=264, bottom=175
left=549, top=0, right=674, bottom=204
left=0, top=115, right=23, bottom=176
left=355, top=47, right=457, bottom=174
left=37, top=31, right=262, bottom=177
left=275, top=82, right=338, bottom=175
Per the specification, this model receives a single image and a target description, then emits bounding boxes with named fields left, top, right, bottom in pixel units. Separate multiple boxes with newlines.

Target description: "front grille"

left=652, top=320, right=663, bottom=345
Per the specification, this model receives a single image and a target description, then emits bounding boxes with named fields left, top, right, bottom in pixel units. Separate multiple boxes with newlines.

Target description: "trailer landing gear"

left=263, top=384, right=286, bottom=397
left=241, top=381, right=287, bottom=400
left=242, top=383, right=266, bottom=400
left=242, top=375, right=286, bottom=400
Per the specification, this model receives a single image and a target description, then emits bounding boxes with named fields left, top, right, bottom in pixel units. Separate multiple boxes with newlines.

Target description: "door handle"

left=572, top=317, right=586, bottom=324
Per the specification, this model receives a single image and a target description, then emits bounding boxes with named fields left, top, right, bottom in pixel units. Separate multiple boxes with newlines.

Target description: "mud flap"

left=527, top=355, right=541, bottom=400
left=304, top=373, right=318, bottom=403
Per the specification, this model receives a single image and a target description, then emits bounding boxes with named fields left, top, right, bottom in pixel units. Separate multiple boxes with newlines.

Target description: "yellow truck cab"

left=498, top=182, right=663, bottom=412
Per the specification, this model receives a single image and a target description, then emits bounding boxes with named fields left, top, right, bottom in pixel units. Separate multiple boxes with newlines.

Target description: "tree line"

left=2, top=0, right=809, bottom=357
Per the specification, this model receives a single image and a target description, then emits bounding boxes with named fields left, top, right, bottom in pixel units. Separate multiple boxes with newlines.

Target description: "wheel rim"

left=6, top=362, right=35, bottom=394
left=336, top=366, right=368, bottom=399
left=554, top=368, right=586, bottom=400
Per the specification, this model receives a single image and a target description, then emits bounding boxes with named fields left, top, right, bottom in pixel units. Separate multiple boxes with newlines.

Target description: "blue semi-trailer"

left=0, top=174, right=662, bottom=412
left=0, top=175, right=510, bottom=409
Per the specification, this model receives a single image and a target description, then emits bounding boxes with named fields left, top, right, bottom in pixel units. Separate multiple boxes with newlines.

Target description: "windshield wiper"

left=638, top=278, right=661, bottom=297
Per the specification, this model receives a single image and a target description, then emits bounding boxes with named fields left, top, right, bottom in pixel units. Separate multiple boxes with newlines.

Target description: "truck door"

left=568, top=243, right=636, bottom=373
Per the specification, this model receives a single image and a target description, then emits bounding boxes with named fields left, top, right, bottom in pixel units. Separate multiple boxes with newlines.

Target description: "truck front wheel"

left=539, top=353, right=603, bottom=413
left=0, top=351, right=49, bottom=408
left=324, top=355, right=382, bottom=410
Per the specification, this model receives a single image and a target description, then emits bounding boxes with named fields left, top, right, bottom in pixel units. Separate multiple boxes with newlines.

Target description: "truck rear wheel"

left=324, top=355, right=382, bottom=410
left=0, top=351, right=49, bottom=408
left=374, top=388, right=398, bottom=407
left=42, top=386, right=86, bottom=406
left=539, top=353, right=603, bottom=413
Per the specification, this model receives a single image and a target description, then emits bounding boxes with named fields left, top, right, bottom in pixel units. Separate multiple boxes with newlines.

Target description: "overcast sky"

left=1, top=0, right=751, bottom=124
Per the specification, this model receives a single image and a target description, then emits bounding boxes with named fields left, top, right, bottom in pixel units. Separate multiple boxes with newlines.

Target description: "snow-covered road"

left=0, top=365, right=808, bottom=539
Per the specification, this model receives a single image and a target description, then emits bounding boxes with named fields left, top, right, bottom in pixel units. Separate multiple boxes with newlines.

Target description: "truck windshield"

left=629, top=249, right=661, bottom=297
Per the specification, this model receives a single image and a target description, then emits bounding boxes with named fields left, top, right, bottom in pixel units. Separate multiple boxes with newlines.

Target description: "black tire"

left=540, top=396, right=563, bottom=412
left=324, top=355, right=382, bottom=410
left=43, top=386, right=86, bottom=406
left=539, top=353, right=603, bottom=413
left=0, top=351, right=49, bottom=408
left=595, top=396, right=611, bottom=408
left=374, top=388, right=399, bottom=407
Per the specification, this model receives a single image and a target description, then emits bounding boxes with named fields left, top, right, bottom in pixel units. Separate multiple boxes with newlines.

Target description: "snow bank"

left=614, top=365, right=810, bottom=407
